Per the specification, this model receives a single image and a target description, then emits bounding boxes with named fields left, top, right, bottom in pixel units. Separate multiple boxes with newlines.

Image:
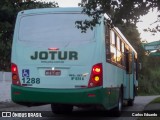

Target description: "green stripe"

left=11, top=85, right=119, bottom=110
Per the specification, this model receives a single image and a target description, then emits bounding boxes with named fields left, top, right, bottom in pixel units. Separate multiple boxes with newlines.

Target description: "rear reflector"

left=14, top=92, right=21, bottom=95
left=88, top=94, right=96, bottom=97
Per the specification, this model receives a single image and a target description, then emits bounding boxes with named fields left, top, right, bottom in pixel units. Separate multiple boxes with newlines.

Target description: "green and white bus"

left=11, top=8, right=138, bottom=115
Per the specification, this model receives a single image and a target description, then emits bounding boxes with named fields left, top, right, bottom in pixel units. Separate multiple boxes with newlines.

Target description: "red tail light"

left=88, top=63, right=103, bottom=88
left=11, top=63, right=21, bottom=86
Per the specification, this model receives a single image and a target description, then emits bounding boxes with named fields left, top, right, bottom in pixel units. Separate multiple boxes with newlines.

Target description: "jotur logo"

left=30, top=51, right=78, bottom=60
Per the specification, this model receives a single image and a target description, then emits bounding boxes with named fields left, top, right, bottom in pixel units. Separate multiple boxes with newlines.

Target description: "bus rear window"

left=18, top=14, right=94, bottom=43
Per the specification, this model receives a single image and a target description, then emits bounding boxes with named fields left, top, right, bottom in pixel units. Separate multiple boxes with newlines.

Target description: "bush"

left=138, top=56, right=160, bottom=95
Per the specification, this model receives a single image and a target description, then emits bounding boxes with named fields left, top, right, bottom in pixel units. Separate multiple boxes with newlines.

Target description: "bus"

left=11, top=8, right=138, bottom=116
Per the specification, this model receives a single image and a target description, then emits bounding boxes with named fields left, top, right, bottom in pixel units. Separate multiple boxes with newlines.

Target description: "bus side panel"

left=101, top=22, right=121, bottom=110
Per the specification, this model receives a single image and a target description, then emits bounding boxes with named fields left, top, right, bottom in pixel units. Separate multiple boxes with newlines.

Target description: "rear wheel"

left=114, top=90, right=123, bottom=117
left=128, top=86, right=135, bottom=106
left=51, top=104, right=73, bottom=114
left=128, top=99, right=134, bottom=106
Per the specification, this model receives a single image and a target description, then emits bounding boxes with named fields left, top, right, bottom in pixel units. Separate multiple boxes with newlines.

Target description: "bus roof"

left=18, top=7, right=82, bottom=15
left=114, top=27, right=137, bottom=55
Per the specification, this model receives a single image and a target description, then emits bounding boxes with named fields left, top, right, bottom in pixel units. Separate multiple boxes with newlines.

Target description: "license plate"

left=45, top=70, right=61, bottom=76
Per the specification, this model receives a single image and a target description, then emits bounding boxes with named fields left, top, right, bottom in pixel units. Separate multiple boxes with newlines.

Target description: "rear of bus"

left=11, top=8, right=106, bottom=111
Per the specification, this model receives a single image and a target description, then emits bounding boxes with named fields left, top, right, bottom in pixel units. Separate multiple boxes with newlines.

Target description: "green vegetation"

left=150, top=97, right=160, bottom=104
left=138, top=56, right=160, bottom=95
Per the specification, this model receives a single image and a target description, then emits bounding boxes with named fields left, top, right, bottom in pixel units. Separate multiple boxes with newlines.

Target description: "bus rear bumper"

left=11, top=85, right=109, bottom=107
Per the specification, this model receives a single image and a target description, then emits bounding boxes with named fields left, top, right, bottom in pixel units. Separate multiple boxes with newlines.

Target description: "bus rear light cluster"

left=11, top=63, right=21, bottom=86
left=88, top=63, right=103, bottom=88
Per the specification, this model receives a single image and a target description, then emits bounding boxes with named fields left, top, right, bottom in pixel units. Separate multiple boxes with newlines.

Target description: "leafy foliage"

left=0, top=0, right=58, bottom=71
left=143, top=15, right=160, bottom=35
left=77, top=0, right=160, bottom=32
left=138, top=56, right=160, bottom=95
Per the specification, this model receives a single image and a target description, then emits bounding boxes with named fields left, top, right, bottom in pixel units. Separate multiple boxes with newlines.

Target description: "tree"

left=76, top=0, right=160, bottom=32
left=0, top=0, right=58, bottom=71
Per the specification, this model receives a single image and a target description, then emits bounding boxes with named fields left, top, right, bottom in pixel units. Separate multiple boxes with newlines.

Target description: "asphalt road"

left=0, top=96, right=159, bottom=120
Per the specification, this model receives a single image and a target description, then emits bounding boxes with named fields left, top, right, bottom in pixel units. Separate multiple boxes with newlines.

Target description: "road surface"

left=0, top=96, right=159, bottom=120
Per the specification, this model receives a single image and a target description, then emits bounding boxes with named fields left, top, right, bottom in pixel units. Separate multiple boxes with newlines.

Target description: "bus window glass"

left=122, top=42, right=125, bottom=53
left=114, top=33, right=117, bottom=46
left=117, top=37, right=120, bottom=50
left=117, top=50, right=122, bottom=64
left=19, top=14, right=94, bottom=47
left=110, top=30, right=115, bottom=46
left=110, top=46, right=116, bottom=63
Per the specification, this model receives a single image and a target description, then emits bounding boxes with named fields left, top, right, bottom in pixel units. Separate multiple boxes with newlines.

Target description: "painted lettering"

left=31, top=51, right=38, bottom=60
left=69, top=51, right=78, bottom=60
left=39, top=51, right=48, bottom=60
left=31, top=51, right=78, bottom=60
left=49, top=51, right=57, bottom=60
left=58, top=51, right=67, bottom=60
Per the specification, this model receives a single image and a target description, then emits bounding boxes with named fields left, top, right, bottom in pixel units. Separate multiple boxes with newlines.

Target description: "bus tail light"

left=88, top=63, right=103, bottom=88
left=11, top=63, right=21, bottom=86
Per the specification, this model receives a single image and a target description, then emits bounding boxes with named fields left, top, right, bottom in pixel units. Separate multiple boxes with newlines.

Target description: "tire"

left=128, top=99, right=134, bottom=106
left=128, top=86, right=135, bottom=106
left=114, top=90, right=123, bottom=117
left=51, top=104, right=73, bottom=114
